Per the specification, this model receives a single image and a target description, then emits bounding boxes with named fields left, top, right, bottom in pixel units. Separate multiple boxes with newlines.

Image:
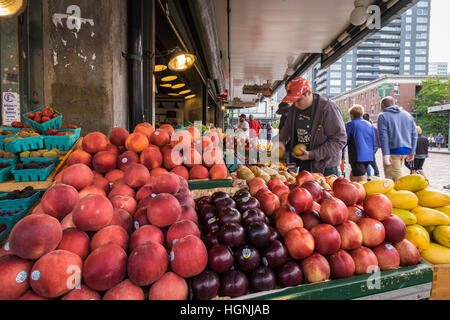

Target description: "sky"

left=429, top=0, right=450, bottom=65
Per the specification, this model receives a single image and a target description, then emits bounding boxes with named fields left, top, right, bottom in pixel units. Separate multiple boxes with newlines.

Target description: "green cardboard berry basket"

left=5, top=136, right=44, bottom=154
left=43, top=128, right=81, bottom=151
left=0, top=157, right=19, bottom=166
left=21, top=156, right=60, bottom=165
left=0, top=127, right=21, bottom=133
left=0, top=191, right=41, bottom=212
left=0, top=166, right=13, bottom=183
left=0, top=135, right=19, bottom=151
left=23, top=106, right=63, bottom=133
left=11, top=163, right=55, bottom=182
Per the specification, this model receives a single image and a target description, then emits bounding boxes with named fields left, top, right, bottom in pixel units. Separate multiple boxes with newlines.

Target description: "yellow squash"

left=415, top=189, right=450, bottom=208
left=363, top=179, right=394, bottom=195
left=411, top=206, right=450, bottom=226
left=405, top=224, right=430, bottom=252
left=394, top=174, right=428, bottom=192
left=435, top=206, right=450, bottom=219
left=433, top=226, right=450, bottom=248
left=386, top=190, right=419, bottom=210
left=392, top=208, right=417, bottom=226
left=420, top=243, right=450, bottom=265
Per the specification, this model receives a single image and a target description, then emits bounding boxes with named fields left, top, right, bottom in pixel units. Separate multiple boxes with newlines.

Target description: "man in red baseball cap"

left=274, top=77, right=347, bottom=176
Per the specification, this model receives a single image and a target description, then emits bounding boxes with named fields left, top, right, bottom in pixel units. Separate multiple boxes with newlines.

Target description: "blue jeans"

left=367, top=152, right=380, bottom=176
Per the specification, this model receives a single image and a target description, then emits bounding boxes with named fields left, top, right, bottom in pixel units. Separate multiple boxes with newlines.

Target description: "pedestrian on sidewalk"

left=428, top=134, right=434, bottom=150
left=436, top=133, right=445, bottom=151
left=248, top=115, right=262, bottom=139
left=266, top=123, right=273, bottom=143
left=363, top=114, right=380, bottom=179
left=405, top=126, right=428, bottom=177
left=377, top=97, right=418, bottom=181
left=346, top=106, right=376, bottom=182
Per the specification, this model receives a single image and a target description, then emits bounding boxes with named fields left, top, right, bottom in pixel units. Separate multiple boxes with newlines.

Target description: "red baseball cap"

left=282, top=77, right=311, bottom=103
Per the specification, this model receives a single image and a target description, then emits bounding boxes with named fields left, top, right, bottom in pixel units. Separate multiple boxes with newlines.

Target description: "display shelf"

left=429, top=263, right=450, bottom=300
left=188, top=178, right=233, bottom=190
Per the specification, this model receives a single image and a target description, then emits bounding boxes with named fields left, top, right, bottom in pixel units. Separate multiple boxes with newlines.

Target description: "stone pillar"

left=42, top=0, right=128, bottom=135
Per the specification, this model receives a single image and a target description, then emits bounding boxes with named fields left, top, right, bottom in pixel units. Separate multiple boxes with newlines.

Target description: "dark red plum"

left=196, top=196, right=212, bottom=213
left=211, top=192, right=230, bottom=204
left=218, top=208, right=242, bottom=225
left=233, top=189, right=251, bottom=202
left=262, top=240, right=288, bottom=270
left=220, top=271, right=249, bottom=298
left=203, top=230, right=220, bottom=249
left=208, top=245, right=234, bottom=274
left=234, top=245, right=261, bottom=272
left=247, top=222, right=271, bottom=248
left=199, top=205, right=217, bottom=226
left=237, top=197, right=260, bottom=213
left=276, top=261, right=304, bottom=288
left=191, top=270, right=221, bottom=300
left=242, top=208, right=268, bottom=227
left=219, top=223, right=245, bottom=247
left=250, top=266, right=276, bottom=292
left=268, top=226, right=281, bottom=241
left=216, top=198, right=236, bottom=213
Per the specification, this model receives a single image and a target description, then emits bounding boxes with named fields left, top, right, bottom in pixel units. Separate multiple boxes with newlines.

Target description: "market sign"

left=226, top=98, right=256, bottom=109
left=242, top=83, right=272, bottom=96
left=377, top=83, right=393, bottom=99
left=2, top=92, right=21, bottom=126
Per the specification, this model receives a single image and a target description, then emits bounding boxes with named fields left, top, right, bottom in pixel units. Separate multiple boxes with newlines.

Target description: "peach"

left=174, top=188, right=195, bottom=208
left=110, top=195, right=137, bottom=216
left=171, top=166, right=189, bottom=181
left=357, top=218, right=386, bottom=248
left=90, top=225, right=129, bottom=252
left=125, top=133, right=150, bottom=153
left=320, top=198, right=348, bottom=226
left=275, top=211, right=304, bottom=236
left=83, top=243, right=127, bottom=291
left=364, top=194, right=392, bottom=222
left=30, top=250, right=83, bottom=298
left=152, top=173, right=181, bottom=195
left=67, top=149, right=93, bottom=168
left=310, top=224, right=341, bottom=256
left=136, top=184, right=153, bottom=202
left=140, top=146, right=163, bottom=170
left=62, top=164, right=94, bottom=191
left=259, top=192, right=281, bottom=216
left=184, top=149, right=202, bottom=168
left=124, top=164, right=151, bottom=189
left=41, top=184, right=79, bottom=219
left=301, top=253, right=331, bottom=283
left=337, top=221, right=363, bottom=251
left=170, top=235, right=208, bottom=278
left=349, top=246, right=379, bottom=275
left=372, top=243, right=400, bottom=271
left=72, top=194, right=114, bottom=232
left=250, top=178, right=268, bottom=196
left=347, top=205, right=365, bottom=223
left=31, top=203, right=45, bottom=215
left=382, top=215, right=406, bottom=243
left=103, top=279, right=145, bottom=300
left=106, top=144, right=120, bottom=157
left=105, top=169, right=125, bottom=183
left=18, top=290, right=48, bottom=300
left=61, top=285, right=101, bottom=300
left=134, top=207, right=150, bottom=228
left=109, top=127, right=130, bottom=147
left=109, top=209, right=133, bottom=234
left=146, top=193, right=182, bottom=228
left=187, top=126, right=201, bottom=142
left=128, top=242, right=168, bottom=286
left=179, top=206, right=198, bottom=225
left=134, top=123, right=155, bottom=140
left=163, top=148, right=184, bottom=170
left=209, top=164, right=228, bottom=180
left=61, top=213, right=76, bottom=230
left=151, top=129, right=170, bottom=147
left=272, top=184, right=290, bottom=199
left=333, top=183, right=360, bottom=206
left=118, top=151, right=140, bottom=171
left=284, top=227, right=315, bottom=260
left=159, top=124, right=175, bottom=136
left=79, top=185, right=107, bottom=198
left=393, top=239, right=421, bottom=267
left=9, top=214, right=63, bottom=260
left=149, top=272, right=188, bottom=300
left=57, top=228, right=90, bottom=260
left=129, top=225, right=165, bottom=252
left=166, top=220, right=201, bottom=249
left=327, top=250, right=356, bottom=279
left=288, top=187, right=313, bottom=214
left=109, top=184, right=136, bottom=199
left=151, top=168, right=168, bottom=176
left=92, top=176, right=111, bottom=194
left=170, top=130, right=192, bottom=150
left=0, top=255, right=33, bottom=300
left=190, top=165, right=209, bottom=180
left=82, top=132, right=108, bottom=154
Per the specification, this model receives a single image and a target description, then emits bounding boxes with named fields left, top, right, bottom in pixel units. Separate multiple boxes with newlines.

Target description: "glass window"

left=404, top=41, right=411, bottom=47
left=405, top=25, right=412, bottom=31
left=406, top=9, right=412, bottom=15
left=330, top=80, right=341, bottom=86
left=416, top=48, right=427, bottom=55
left=404, top=49, right=411, bottom=55
left=417, top=9, right=428, bottom=15
left=416, top=41, right=427, bottom=47
left=330, top=88, right=341, bottom=94
left=417, top=17, right=428, bottom=23
left=416, top=56, right=426, bottom=63
left=417, top=25, right=428, bottom=31
left=416, top=64, right=426, bottom=71
left=394, top=85, right=400, bottom=95
left=330, top=72, right=341, bottom=78
left=404, top=57, right=410, bottom=62
left=346, top=65, right=353, bottom=71
left=417, top=1, right=429, bottom=7
left=415, top=72, right=426, bottom=75
left=347, top=56, right=353, bottom=62
left=406, top=17, right=412, bottom=23
left=404, top=64, right=410, bottom=70
left=346, top=80, right=352, bottom=86
left=405, top=33, right=411, bottom=39
left=416, top=33, right=427, bottom=39
left=330, top=64, right=341, bottom=70
left=404, top=71, right=410, bottom=75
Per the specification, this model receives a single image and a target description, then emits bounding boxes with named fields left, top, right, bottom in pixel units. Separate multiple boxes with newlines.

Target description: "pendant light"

left=0, top=0, right=27, bottom=19
left=168, top=50, right=196, bottom=72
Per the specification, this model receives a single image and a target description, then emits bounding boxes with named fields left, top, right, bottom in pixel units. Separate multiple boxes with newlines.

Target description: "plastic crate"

left=0, top=165, right=12, bottom=183
left=4, top=136, right=44, bottom=154
left=12, top=163, right=55, bottom=182
left=43, top=128, right=81, bottom=151
left=21, top=156, right=60, bottom=165
left=23, top=106, right=63, bottom=133
left=0, top=210, right=27, bottom=233
left=0, top=191, right=41, bottom=212
left=0, top=135, right=19, bottom=151
left=0, top=157, right=19, bottom=167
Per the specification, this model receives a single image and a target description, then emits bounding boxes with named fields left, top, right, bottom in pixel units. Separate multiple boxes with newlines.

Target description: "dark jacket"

left=275, top=94, right=347, bottom=173
left=416, top=135, right=429, bottom=156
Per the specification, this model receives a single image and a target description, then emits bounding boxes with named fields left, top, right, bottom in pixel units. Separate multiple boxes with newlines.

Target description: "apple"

left=301, top=253, right=330, bottom=284
left=351, top=182, right=366, bottom=204
left=300, top=210, right=321, bottom=231
left=310, top=224, right=341, bottom=256
left=382, top=215, right=406, bottom=243
left=332, top=178, right=350, bottom=191
left=357, top=218, right=386, bottom=248
left=327, top=250, right=356, bottom=279
left=372, top=243, right=400, bottom=271
left=347, top=205, right=365, bottom=223
left=393, top=239, right=420, bottom=267
left=349, top=246, right=379, bottom=275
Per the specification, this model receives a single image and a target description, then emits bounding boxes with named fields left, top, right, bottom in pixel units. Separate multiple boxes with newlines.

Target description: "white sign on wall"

left=2, top=92, right=21, bottom=126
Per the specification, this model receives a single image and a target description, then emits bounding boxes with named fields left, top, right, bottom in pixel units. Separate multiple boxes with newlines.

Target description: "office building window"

left=417, top=17, right=428, bottom=23
left=405, top=57, right=410, bottom=63
left=404, top=41, right=411, bottom=47
left=404, top=65, right=410, bottom=71
left=417, top=1, right=429, bottom=7
left=330, top=88, right=341, bottom=94
left=346, top=72, right=353, bottom=78
left=404, top=49, right=411, bottom=55
left=347, top=57, right=353, bottom=62
left=416, top=56, right=426, bottom=63
left=346, top=65, right=353, bottom=71
left=405, top=33, right=411, bottom=39
left=416, top=64, right=426, bottom=71
left=416, top=49, right=427, bottom=55
left=405, top=25, right=412, bottom=32
left=406, top=17, right=412, bottom=23
left=330, top=72, right=341, bottom=78
left=406, top=9, right=412, bottom=15
left=416, top=41, right=427, bottom=47
left=417, top=9, right=429, bottom=15
left=404, top=71, right=410, bottom=75
left=346, top=80, right=352, bottom=86
left=330, top=64, right=341, bottom=70
left=416, top=72, right=426, bottom=75
left=417, top=25, right=428, bottom=31
left=416, top=33, right=428, bottom=39
left=330, top=80, right=341, bottom=86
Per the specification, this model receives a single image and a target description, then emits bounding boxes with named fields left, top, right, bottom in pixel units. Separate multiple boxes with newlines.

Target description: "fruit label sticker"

left=208, top=217, right=217, bottom=225
left=151, top=194, right=156, bottom=198
left=243, top=211, right=248, bottom=219
left=122, top=158, right=128, bottom=164
left=4, top=242, right=10, bottom=252
left=356, top=210, right=363, bottom=217
left=155, top=131, right=160, bottom=136
left=290, top=206, right=296, bottom=212
left=170, top=251, right=175, bottom=262
left=242, top=248, right=252, bottom=259
left=375, top=224, right=382, bottom=231
left=134, top=221, right=140, bottom=230
left=16, top=271, right=28, bottom=284
left=383, top=182, right=390, bottom=189
left=242, top=197, right=250, bottom=203
left=31, top=271, right=41, bottom=281
left=385, top=244, right=394, bottom=250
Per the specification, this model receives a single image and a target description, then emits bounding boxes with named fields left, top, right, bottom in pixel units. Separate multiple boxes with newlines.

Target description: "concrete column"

left=42, top=0, right=128, bottom=135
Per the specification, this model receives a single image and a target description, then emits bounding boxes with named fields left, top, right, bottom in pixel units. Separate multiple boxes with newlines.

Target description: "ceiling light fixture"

left=155, top=65, right=168, bottom=72
left=171, top=83, right=186, bottom=89
left=185, top=94, right=196, bottom=100
left=161, top=75, right=178, bottom=82
left=350, top=0, right=369, bottom=26
left=168, top=50, right=196, bottom=72
left=160, top=83, right=172, bottom=88
left=0, top=0, right=27, bottom=19
left=179, top=89, right=192, bottom=95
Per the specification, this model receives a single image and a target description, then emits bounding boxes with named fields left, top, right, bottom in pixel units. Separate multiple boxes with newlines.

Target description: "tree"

left=412, top=77, right=450, bottom=137
left=339, top=106, right=350, bottom=123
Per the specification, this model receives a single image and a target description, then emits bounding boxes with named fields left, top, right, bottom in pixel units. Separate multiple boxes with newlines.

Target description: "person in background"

left=275, top=77, right=347, bottom=175
left=277, top=102, right=291, bottom=131
left=248, top=115, right=262, bottom=139
left=266, top=123, right=273, bottom=143
left=363, top=113, right=380, bottom=179
left=405, top=126, right=428, bottom=177
left=236, top=114, right=250, bottom=140
left=377, top=97, right=418, bottom=181
left=436, top=133, right=445, bottom=151
left=346, top=106, right=376, bottom=182
left=428, top=134, right=434, bottom=150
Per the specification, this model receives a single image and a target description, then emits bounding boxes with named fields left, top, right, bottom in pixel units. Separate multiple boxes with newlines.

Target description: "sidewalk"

left=428, top=149, right=450, bottom=155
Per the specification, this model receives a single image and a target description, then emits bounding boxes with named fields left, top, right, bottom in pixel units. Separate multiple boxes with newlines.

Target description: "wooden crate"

left=429, top=264, right=450, bottom=300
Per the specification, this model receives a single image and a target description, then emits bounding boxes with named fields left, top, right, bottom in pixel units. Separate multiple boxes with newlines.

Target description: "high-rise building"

left=429, top=62, right=448, bottom=76
left=313, top=0, right=431, bottom=98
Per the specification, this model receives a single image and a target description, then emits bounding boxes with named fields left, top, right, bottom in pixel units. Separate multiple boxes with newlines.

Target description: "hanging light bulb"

left=160, top=83, right=172, bottom=88
left=161, top=75, right=178, bottom=82
left=0, top=0, right=27, bottom=19
left=171, top=83, right=186, bottom=89
left=154, top=65, right=168, bottom=72
left=185, top=94, right=196, bottom=100
left=179, top=89, right=192, bottom=95
left=168, top=51, right=196, bottom=72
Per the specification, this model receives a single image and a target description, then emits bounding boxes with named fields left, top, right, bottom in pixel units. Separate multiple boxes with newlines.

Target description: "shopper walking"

left=236, top=114, right=250, bottom=140
left=346, top=106, right=376, bottom=182
left=266, top=123, right=273, bottom=143
left=377, top=97, right=418, bottom=181
left=405, top=126, right=428, bottom=177
left=363, top=114, right=380, bottom=179
left=428, top=134, right=434, bottom=150
left=275, top=77, right=347, bottom=175
left=435, top=133, right=445, bottom=151
left=248, top=115, right=262, bottom=139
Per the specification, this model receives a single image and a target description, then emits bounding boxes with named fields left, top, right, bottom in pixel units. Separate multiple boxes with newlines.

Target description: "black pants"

left=405, top=159, right=425, bottom=172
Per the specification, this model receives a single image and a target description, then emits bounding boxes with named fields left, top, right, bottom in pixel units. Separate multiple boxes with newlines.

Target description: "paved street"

left=344, top=151, right=450, bottom=195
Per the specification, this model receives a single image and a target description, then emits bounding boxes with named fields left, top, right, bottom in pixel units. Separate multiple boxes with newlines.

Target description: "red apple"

left=363, top=194, right=392, bottom=222
left=336, top=221, right=363, bottom=251
left=319, top=198, right=348, bottom=226
left=327, top=250, right=356, bottom=279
